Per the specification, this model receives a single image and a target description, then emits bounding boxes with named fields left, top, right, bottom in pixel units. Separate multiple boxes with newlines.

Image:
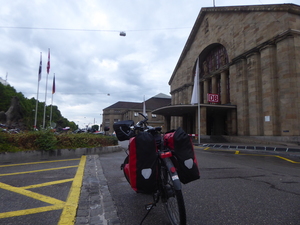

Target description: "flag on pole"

left=38, top=53, right=42, bottom=81
left=191, top=58, right=200, bottom=104
left=52, top=74, right=56, bottom=94
left=47, top=48, right=50, bottom=74
left=143, top=95, right=146, bottom=116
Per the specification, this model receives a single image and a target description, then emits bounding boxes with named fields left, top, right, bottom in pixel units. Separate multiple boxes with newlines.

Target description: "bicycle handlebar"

left=136, top=113, right=148, bottom=127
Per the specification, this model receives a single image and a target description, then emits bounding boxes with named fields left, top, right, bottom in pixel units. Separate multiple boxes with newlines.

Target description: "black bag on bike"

left=165, top=127, right=200, bottom=184
left=113, top=120, right=134, bottom=141
left=128, top=132, right=158, bottom=193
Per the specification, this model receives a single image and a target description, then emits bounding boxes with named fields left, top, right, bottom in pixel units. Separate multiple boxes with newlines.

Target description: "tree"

left=0, top=83, right=77, bottom=130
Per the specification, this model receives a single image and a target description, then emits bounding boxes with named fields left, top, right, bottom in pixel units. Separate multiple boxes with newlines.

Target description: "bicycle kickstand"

left=139, top=202, right=156, bottom=225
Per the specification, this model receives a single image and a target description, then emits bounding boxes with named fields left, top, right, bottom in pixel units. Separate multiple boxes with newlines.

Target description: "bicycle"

left=114, top=113, right=193, bottom=225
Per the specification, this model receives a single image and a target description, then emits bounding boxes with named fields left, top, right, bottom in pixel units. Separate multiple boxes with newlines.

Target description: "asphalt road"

left=99, top=147, right=300, bottom=225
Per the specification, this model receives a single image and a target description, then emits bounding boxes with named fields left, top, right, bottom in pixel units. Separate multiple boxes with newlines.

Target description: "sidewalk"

left=75, top=155, right=121, bottom=225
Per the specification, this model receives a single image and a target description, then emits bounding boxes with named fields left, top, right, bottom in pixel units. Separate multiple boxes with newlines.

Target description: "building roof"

left=103, top=93, right=171, bottom=111
left=153, top=93, right=171, bottom=99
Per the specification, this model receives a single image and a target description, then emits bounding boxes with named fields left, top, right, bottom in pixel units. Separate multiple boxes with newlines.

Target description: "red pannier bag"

left=164, top=127, right=200, bottom=184
left=127, top=132, right=158, bottom=193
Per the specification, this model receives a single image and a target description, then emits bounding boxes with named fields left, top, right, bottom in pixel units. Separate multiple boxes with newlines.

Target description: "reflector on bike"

left=160, top=151, right=172, bottom=158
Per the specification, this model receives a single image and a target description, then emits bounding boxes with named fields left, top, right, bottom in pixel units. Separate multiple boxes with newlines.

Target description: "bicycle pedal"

left=144, top=203, right=155, bottom=211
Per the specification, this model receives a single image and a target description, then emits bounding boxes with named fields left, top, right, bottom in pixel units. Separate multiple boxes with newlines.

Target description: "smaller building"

left=102, top=93, right=171, bottom=133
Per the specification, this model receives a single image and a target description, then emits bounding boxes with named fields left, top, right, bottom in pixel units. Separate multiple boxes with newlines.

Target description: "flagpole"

left=197, top=79, right=201, bottom=145
left=190, top=58, right=201, bottom=145
left=43, top=48, right=50, bottom=129
left=143, top=95, right=146, bottom=116
left=50, top=73, right=55, bottom=128
left=42, top=73, right=49, bottom=129
left=34, top=52, right=42, bottom=130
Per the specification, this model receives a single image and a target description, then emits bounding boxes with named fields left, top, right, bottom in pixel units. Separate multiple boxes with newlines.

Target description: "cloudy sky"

left=0, top=0, right=298, bottom=128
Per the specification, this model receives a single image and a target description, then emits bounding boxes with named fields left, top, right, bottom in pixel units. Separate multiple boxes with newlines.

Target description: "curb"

left=196, top=144, right=300, bottom=159
left=0, top=145, right=123, bottom=163
left=75, top=155, right=121, bottom=225
left=201, top=143, right=300, bottom=153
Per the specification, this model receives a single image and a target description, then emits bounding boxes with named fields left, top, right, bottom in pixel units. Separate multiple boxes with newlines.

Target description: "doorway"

left=206, top=107, right=227, bottom=135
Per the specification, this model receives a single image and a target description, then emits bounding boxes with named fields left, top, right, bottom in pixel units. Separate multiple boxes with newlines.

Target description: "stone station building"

left=153, top=4, right=300, bottom=144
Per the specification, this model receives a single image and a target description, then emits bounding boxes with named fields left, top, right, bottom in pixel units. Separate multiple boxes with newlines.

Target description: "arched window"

left=200, top=45, right=228, bottom=78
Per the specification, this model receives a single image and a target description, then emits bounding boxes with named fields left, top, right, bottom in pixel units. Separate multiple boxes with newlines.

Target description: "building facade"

left=102, top=93, right=171, bottom=134
left=153, top=4, right=300, bottom=143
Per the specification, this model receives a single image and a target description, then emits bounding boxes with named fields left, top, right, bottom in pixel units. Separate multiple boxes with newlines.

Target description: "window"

left=134, top=112, right=138, bottom=117
left=152, top=114, right=157, bottom=118
left=200, top=45, right=228, bottom=78
left=114, top=119, right=119, bottom=123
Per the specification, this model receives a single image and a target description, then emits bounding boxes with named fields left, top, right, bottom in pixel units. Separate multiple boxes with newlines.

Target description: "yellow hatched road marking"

left=0, top=205, right=65, bottom=219
left=58, top=155, right=86, bottom=225
left=0, top=182, right=65, bottom=205
left=0, top=156, right=86, bottom=220
left=0, top=165, right=78, bottom=177
left=20, top=178, right=74, bottom=190
left=0, top=158, right=80, bottom=168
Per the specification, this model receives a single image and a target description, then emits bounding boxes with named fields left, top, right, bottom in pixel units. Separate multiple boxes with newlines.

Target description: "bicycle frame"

left=159, top=151, right=182, bottom=191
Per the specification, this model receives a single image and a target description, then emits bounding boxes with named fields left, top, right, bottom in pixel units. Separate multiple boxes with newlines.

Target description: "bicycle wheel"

left=161, top=160, right=186, bottom=225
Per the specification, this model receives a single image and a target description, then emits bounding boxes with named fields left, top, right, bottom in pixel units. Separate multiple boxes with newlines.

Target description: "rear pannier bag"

left=164, top=127, right=200, bottom=184
left=113, top=120, right=134, bottom=141
left=128, top=132, right=158, bottom=193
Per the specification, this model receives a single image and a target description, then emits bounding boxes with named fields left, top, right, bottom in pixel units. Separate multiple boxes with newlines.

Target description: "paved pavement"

left=75, top=155, right=120, bottom=225
left=75, top=143, right=300, bottom=225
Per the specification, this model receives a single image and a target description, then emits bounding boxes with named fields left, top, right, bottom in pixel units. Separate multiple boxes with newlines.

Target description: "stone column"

left=221, top=71, right=227, bottom=104
left=260, top=44, right=279, bottom=136
left=203, top=80, right=209, bottom=103
left=234, top=58, right=249, bottom=135
left=174, top=92, right=178, bottom=105
left=212, top=76, right=217, bottom=94
left=200, top=106, right=207, bottom=135
left=229, top=109, right=237, bottom=135
left=276, top=36, right=298, bottom=136
left=246, top=52, right=263, bottom=136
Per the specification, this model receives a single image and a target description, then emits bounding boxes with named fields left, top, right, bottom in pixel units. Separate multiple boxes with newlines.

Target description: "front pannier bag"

left=128, top=132, right=157, bottom=193
left=164, top=127, right=200, bottom=184
left=113, top=120, right=134, bottom=141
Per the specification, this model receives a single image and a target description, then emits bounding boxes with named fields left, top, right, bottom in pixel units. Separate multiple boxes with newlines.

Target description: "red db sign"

left=207, top=93, right=219, bottom=103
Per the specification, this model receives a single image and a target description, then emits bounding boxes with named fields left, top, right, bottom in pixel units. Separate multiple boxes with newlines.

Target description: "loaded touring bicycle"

left=113, top=113, right=200, bottom=225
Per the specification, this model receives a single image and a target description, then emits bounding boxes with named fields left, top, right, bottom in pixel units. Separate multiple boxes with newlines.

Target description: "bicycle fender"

left=163, top=157, right=182, bottom=191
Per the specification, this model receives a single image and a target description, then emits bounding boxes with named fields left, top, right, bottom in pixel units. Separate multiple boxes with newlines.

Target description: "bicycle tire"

left=161, top=159, right=186, bottom=225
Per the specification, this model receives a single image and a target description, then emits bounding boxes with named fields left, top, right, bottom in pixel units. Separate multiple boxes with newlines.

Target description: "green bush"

left=35, top=130, right=58, bottom=151
left=0, top=131, right=118, bottom=153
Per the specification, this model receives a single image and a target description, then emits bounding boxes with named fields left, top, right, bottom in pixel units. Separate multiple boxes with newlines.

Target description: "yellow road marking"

left=20, top=178, right=74, bottom=189
left=0, top=165, right=78, bottom=177
left=0, top=157, right=84, bottom=220
left=0, top=205, right=65, bottom=219
left=237, top=153, right=300, bottom=164
left=58, top=155, right=86, bottom=225
left=204, top=148, right=300, bottom=163
left=0, top=182, right=65, bottom=205
left=0, top=158, right=80, bottom=168
left=275, top=155, right=300, bottom=163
